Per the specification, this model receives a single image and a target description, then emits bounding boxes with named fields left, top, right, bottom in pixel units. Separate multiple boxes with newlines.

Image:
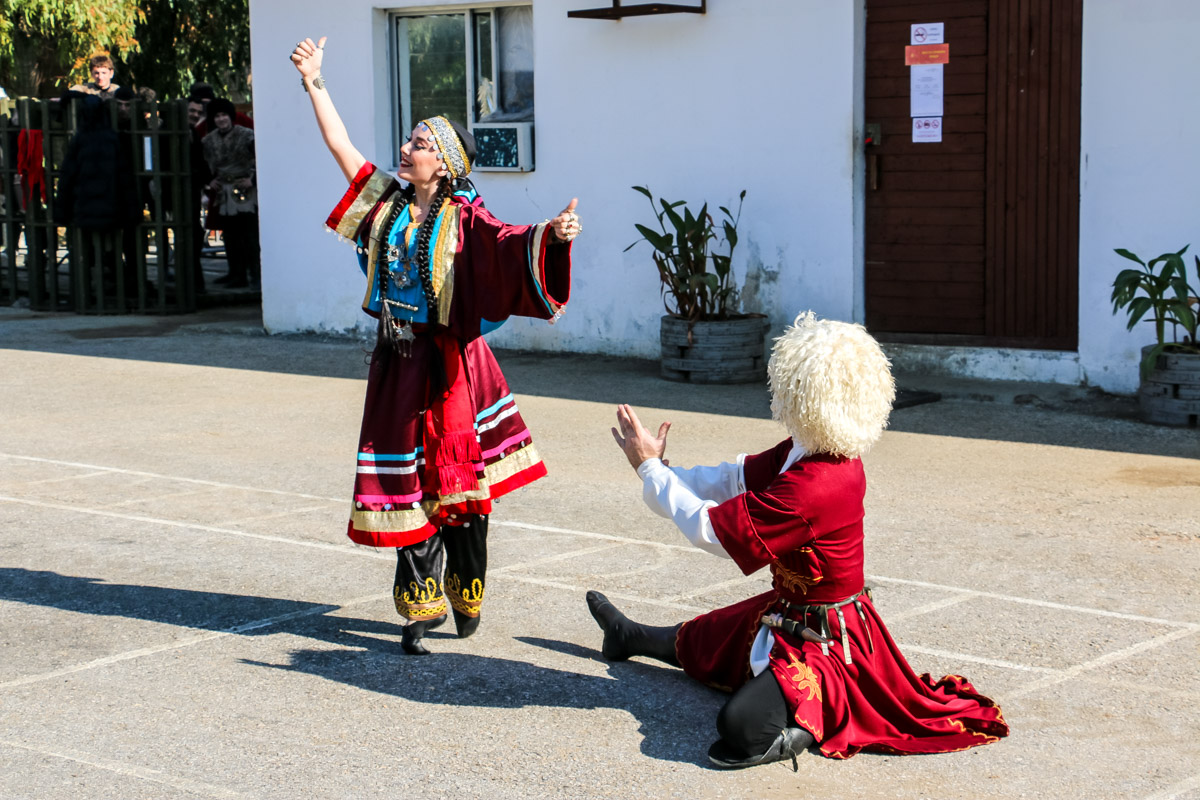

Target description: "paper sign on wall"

left=910, top=64, right=944, bottom=118
left=912, top=117, right=942, bottom=143
left=910, top=23, right=944, bottom=45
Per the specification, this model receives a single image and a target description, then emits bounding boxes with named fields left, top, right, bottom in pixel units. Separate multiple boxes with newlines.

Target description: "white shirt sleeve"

left=636, top=458, right=735, bottom=559
left=664, top=455, right=747, bottom=503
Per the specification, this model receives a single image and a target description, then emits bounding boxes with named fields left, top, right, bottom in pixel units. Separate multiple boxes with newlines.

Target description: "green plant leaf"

left=1125, top=296, right=1153, bottom=330
left=661, top=201, right=686, bottom=238
left=632, top=185, right=653, bottom=200
left=1114, top=248, right=1146, bottom=266
left=633, top=224, right=672, bottom=254
left=723, top=220, right=738, bottom=249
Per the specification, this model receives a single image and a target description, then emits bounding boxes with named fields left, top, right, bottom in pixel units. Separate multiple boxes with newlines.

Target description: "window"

left=391, top=5, right=534, bottom=171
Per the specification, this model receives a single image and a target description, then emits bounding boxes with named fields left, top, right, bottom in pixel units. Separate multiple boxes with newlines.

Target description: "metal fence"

left=0, top=97, right=199, bottom=314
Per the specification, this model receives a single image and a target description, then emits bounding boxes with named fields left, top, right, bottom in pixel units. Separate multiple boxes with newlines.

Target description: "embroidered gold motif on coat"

left=446, top=573, right=484, bottom=616
left=786, top=654, right=822, bottom=702
left=394, top=577, right=447, bottom=619
left=772, top=562, right=821, bottom=595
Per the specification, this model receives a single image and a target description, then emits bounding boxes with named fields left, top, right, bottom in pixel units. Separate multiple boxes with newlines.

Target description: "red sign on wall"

left=905, top=44, right=950, bottom=65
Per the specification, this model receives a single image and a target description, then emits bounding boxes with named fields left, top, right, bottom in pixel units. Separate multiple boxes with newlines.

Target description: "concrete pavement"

left=1, top=305, right=1197, bottom=799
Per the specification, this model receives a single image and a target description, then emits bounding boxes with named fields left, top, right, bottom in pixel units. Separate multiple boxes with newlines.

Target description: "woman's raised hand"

left=290, top=37, right=326, bottom=78
left=550, top=198, right=581, bottom=243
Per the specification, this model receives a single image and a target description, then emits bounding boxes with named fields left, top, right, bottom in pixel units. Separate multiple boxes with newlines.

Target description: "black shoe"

left=585, top=590, right=680, bottom=666
left=400, top=613, right=447, bottom=655
left=453, top=608, right=480, bottom=639
left=586, top=590, right=633, bottom=661
left=707, top=727, right=813, bottom=772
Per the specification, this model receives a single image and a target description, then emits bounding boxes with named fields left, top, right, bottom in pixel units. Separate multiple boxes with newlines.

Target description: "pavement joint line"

left=0, top=495, right=388, bottom=561
left=0, top=739, right=251, bottom=799
left=493, top=574, right=1073, bottom=676
left=210, top=502, right=342, bottom=527
left=5, top=470, right=115, bottom=486
left=1141, top=772, right=1200, bottom=800
left=492, top=520, right=698, bottom=553
left=0, top=453, right=345, bottom=503
left=7, top=464, right=1199, bottom=688
left=6, top=492, right=1198, bottom=641
left=898, top=644, right=1060, bottom=674
left=867, top=575, right=1200, bottom=631
left=661, top=574, right=768, bottom=603
left=1004, top=627, right=1199, bottom=700
left=884, top=593, right=980, bottom=623
left=7, top=453, right=1190, bottom=628
left=97, top=486, right=228, bottom=509
left=0, top=593, right=388, bottom=692
left=494, top=542, right=626, bottom=573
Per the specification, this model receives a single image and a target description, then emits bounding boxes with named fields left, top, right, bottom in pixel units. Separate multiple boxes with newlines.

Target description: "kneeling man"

left=588, top=312, right=1008, bottom=768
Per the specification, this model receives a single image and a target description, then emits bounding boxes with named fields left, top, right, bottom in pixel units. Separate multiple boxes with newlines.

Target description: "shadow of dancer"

left=1, top=568, right=722, bottom=766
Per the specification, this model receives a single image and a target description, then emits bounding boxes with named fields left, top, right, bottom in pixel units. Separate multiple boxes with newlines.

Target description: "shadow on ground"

left=1, top=567, right=721, bottom=767
left=3, top=305, right=1197, bottom=457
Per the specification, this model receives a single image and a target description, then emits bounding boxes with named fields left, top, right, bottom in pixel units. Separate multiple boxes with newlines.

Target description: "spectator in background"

left=5, top=104, right=53, bottom=295
left=202, top=98, right=258, bottom=288
left=114, top=86, right=136, bottom=125
left=55, top=94, right=143, bottom=301
left=186, top=95, right=211, bottom=293
left=186, top=97, right=205, bottom=130
left=190, top=82, right=253, bottom=136
left=70, top=55, right=121, bottom=101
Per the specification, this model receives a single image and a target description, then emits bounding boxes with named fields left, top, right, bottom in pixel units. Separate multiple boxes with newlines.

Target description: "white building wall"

left=250, top=0, right=1200, bottom=395
left=250, top=0, right=860, bottom=355
left=1076, top=0, right=1200, bottom=394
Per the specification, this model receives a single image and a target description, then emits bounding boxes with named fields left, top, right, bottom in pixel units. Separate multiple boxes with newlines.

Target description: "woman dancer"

left=590, top=313, right=1008, bottom=766
left=292, top=37, right=579, bottom=655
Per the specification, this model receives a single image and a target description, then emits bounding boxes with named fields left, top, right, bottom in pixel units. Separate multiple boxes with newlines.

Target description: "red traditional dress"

left=673, top=440, right=1009, bottom=759
left=325, top=161, right=570, bottom=549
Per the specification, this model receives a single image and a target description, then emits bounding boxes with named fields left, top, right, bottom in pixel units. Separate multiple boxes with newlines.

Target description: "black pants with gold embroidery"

left=393, top=515, right=488, bottom=625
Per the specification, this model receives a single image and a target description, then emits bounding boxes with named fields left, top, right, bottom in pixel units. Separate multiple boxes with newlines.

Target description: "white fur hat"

left=767, top=312, right=895, bottom=458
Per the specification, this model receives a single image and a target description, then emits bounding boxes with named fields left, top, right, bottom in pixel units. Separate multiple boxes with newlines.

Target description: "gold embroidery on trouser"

left=394, top=576, right=447, bottom=620
left=446, top=573, right=484, bottom=617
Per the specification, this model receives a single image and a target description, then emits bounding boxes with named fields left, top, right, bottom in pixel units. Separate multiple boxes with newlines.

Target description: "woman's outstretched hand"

left=611, top=404, right=670, bottom=472
left=291, top=36, right=326, bottom=78
left=550, top=198, right=581, bottom=242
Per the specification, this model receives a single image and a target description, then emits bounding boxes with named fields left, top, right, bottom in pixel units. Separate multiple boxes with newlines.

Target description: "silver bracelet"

left=302, top=74, right=326, bottom=93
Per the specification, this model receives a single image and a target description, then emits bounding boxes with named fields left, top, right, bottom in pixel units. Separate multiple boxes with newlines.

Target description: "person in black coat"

left=55, top=94, right=143, bottom=300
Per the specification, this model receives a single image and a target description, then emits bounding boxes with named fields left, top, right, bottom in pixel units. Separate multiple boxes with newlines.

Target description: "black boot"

left=453, top=608, right=480, bottom=639
left=708, top=727, right=813, bottom=771
left=400, top=614, right=447, bottom=656
left=585, top=590, right=680, bottom=666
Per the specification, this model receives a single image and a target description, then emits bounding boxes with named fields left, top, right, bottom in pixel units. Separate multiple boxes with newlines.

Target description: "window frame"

left=388, top=1, right=533, bottom=168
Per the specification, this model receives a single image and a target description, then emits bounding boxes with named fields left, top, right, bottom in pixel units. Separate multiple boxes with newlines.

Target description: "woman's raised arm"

left=291, top=37, right=366, bottom=183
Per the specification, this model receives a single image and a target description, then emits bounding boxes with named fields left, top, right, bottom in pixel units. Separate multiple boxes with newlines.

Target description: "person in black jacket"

left=55, top=94, right=143, bottom=302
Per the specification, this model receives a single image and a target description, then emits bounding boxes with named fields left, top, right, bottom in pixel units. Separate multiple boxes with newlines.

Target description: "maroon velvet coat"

left=676, top=440, right=1009, bottom=758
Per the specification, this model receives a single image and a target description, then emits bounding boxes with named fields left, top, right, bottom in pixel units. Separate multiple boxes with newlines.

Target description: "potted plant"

left=626, top=185, right=768, bottom=383
left=1110, top=244, right=1200, bottom=426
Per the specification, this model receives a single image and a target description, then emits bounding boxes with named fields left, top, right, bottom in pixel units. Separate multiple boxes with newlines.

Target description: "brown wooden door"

left=864, top=0, right=1082, bottom=350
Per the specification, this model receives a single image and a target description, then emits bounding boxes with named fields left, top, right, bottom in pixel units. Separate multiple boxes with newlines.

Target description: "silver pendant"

left=390, top=317, right=416, bottom=357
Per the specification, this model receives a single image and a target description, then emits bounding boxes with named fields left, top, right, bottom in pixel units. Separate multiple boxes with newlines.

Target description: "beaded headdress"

left=419, top=116, right=472, bottom=180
